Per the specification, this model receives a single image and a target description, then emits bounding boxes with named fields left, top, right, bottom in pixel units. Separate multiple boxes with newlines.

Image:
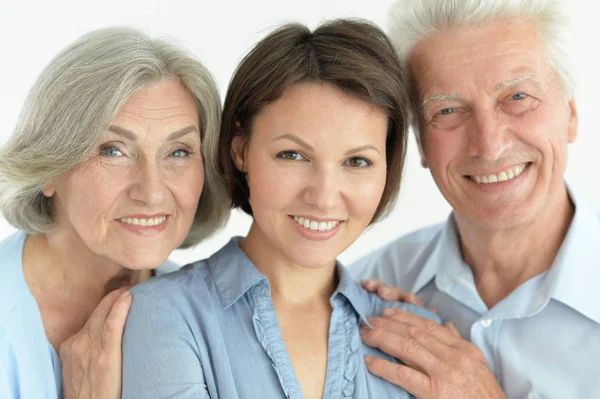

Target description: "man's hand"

left=361, top=308, right=506, bottom=399
left=361, top=279, right=425, bottom=307
left=60, top=287, right=132, bottom=399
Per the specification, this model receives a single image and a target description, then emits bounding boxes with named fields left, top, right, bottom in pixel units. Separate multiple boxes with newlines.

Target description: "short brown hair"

left=219, top=19, right=409, bottom=223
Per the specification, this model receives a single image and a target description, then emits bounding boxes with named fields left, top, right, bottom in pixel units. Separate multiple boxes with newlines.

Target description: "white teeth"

left=120, top=216, right=166, bottom=226
left=470, top=163, right=528, bottom=185
left=292, top=216, right=340, bottom=232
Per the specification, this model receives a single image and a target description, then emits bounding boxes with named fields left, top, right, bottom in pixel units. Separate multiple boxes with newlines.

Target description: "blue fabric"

left=0, top=232, right=62, bottom=399
left=122, top=237, right=440, bottom=398
left=350, top=185, right=600, bottom=399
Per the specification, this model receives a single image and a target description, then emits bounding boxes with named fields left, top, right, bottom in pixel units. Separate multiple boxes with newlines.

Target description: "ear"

left=231, top=134, right=248, bottom=173
left=567, top=98, right=578, bottom=143
left=41, top=182, right=56, bottom=198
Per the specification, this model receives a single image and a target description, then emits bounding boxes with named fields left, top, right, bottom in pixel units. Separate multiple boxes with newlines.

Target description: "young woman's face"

left=233, top=82, right=388, bottom=269
left=45, top=80, right=204, bottom=269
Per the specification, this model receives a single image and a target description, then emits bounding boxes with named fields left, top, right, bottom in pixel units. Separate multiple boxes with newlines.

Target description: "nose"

left=303, top=165, right=342, bottom=211
left=128, top=158, right=169, bottom=206
left=467, top=106, right=510, bottom=161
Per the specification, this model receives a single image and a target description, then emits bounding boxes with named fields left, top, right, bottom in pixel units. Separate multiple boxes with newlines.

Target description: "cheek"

left=249, top=163, right=300, bottom=213
left=169, top=162, right=205, bottom=212
left=422, top=132, right=458, bottom=177
left=348, top=171, right=387, bottom=218
left=62, top=167, right=123, bottom=222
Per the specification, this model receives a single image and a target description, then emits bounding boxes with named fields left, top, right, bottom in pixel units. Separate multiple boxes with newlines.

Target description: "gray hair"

left=0, top=26, right=229, bottom=248
left=388, top=0, right=576, bottom=137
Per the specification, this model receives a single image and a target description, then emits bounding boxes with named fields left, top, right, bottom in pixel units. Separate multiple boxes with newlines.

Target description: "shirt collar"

left=547, top=185, right=600, bottom=323
left=208, top=238, right=374, bottom=321
left=208, top=237, right=267, bottom=309
left=409, top=184, right=600, bottom=323
left=333, top=263, right=372, bottom=325
left=410, top=215, right=466, bottom=294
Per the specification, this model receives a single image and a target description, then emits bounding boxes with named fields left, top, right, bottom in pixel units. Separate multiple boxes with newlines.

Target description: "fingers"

left=444, top=321, right=461, bottom=338
left=364, top=355, right=430, bottom=398
left=378, top=308, right=458, bottom=345
left=360, top=279, right=424, bottom=306
left=360, top=318, right=441, bottom=372
left=101, top=290, right=133, bottom=352
left=86, top=287, right=130, bottom=344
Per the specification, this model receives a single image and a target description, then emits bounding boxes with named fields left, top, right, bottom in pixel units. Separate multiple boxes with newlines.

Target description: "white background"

left=0, top=0, right=598, bottom=266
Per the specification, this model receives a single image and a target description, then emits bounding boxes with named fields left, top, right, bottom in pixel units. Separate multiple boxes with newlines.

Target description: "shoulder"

left=348, top=222, right=446, bottom=287
left=130, top=258, right=213, bottom=312
left=154, top=258, right=181, bottom=276
left=0, top=231, right=30, bottom=319
left=360, top=285, right=442, bottom=324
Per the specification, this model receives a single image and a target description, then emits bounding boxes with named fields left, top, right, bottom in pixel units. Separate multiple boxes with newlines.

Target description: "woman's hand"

left=60, top=287, right=132, bottom=399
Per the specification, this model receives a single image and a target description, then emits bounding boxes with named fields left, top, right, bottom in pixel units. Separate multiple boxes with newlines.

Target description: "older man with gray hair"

left=352, top=0, right=599, bottom=398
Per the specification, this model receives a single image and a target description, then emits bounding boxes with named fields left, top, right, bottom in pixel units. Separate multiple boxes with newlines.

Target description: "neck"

left=23, top=227, right=140, bottom=304
left=240, top=223, right=338, bottom=307
left=456, top=185, right=574, bottom=308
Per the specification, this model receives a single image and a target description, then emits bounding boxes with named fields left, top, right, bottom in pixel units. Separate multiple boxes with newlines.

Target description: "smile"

left=468, top=163, right=529, bottom=184
left=292, top=216, right=341, bottom=231
left=119, top=215, right=167, bottom=226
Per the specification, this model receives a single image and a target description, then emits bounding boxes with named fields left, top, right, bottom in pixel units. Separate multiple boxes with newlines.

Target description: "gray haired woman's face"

left=42, top=79, right=204, bottom=269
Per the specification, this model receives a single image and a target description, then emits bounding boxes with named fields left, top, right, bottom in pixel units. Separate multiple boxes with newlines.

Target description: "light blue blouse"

left=0, top=231, right=179, bottom=399
left=122, top=237, right=441, bottom=398
left=0, top=232, right=62, bottom=399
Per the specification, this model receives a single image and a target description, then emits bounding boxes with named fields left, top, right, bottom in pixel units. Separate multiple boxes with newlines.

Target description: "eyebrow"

left=494, top=75, right=540, bottom=92
left=421, top=93, right=461, bottom=107
left=271, top=133, right=314, bottom=151
left=271, top=133, right=380, bottom=155
left=107, top=125, right=199, bottom=141
left=345, top=144, right=380, bottom=156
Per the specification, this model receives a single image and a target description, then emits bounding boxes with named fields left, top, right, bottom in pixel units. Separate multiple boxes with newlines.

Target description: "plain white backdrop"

left=0, top=0, right=598, bottom=266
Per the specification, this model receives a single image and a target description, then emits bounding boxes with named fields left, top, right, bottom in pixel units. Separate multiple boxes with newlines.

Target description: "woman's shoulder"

left=130, top=257, right=212, bottom=305
left=337, top=264, right=442, bottom=324
left=0, top=231, right=31, bottom=318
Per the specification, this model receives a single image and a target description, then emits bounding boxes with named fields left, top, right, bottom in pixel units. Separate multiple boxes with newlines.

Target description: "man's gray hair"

left=388, top=0, right=576, bottom=137
left=0, top=26, right=229, bottom=248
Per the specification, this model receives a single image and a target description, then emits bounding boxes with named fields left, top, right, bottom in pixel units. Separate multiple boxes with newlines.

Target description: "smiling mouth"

left=292, top=216, right=343, bottom=232
left=467, top=163, right=530, bottom=184
left=119, top=215, right=167, bottom=227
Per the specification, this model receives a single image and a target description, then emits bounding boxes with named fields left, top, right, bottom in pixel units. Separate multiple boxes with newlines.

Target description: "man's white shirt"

left=350, top=186, right=600, bottom=399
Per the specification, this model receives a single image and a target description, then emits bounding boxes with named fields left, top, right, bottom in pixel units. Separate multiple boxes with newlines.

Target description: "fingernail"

left=120, top=290, right=131, bottom=299
left=360, top=325, right=369, bottom=335
left=364, top=355, right=373, bottom=365
left=382, top=308, right=395, bottom=316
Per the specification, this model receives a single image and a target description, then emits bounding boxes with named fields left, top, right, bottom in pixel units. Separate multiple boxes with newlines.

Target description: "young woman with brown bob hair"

left=122, top=19, right=439, bottom=399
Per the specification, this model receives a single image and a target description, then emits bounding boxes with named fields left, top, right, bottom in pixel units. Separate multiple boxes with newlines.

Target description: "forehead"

left=251, top=82, right=388, bottom=142
left=409, top=21, right=555, bottom=98
left=116, top=80, right=199, bottom=124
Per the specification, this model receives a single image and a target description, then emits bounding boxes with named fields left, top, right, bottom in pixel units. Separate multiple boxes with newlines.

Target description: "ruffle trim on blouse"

left=250, top=282, right=304, bottom=399
left=250, top=282, right=361, bottom=398
left=334, top=295, right=360, bottom=398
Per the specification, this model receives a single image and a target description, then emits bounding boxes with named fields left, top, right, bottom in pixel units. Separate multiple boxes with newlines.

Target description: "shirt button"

left=480, top=319, right=493, bottom=327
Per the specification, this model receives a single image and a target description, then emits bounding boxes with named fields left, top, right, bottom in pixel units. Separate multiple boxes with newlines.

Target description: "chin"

left=114, top=251, right=169, bottom=270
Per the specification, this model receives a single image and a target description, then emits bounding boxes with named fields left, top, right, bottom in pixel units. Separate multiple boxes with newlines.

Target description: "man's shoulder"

left=349, top=222, right=447, bottom=289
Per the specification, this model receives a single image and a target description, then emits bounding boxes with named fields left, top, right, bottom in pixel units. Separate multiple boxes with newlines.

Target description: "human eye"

left=100, top=144, right=124, bottom=157
left=510, top=92, right=528, bottom=101
left=277, top=151, right=306, bottom=161
left=170, top=148, right=193, bottom=158
left=344, top=157, right=372, bottom=168
left=440, top=107, right=455, bottom=115
left=504, top=92, right=536, bottom=115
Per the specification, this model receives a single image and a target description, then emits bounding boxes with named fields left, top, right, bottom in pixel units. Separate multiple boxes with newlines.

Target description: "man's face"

left=410, top=21, right=577, bottom=231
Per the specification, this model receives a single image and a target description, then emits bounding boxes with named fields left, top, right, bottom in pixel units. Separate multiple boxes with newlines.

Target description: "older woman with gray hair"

left=0, top=27, right=229, bottom=398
